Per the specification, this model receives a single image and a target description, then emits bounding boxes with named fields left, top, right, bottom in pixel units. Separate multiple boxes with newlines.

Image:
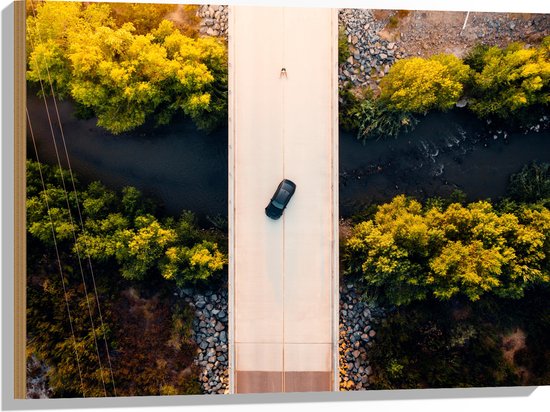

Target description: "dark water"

left=28, top=94, right=550, bottom=220
left=340, top=110, right=550, bottom=216
left=27, top=95, right=228, bottom=221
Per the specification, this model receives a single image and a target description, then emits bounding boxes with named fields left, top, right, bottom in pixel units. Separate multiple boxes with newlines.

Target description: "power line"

left=26, top=108, right=87, bottom=397
left=27, top=0, right=117, bottom=396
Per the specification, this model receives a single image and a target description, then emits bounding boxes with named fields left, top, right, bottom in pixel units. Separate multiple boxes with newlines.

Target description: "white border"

left=2, top=0, right=550, bottom=411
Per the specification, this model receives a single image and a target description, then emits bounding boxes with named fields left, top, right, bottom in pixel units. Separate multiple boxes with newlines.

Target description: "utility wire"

left=27, top=0, right=117, bottom=396
left=27, top=108, right=87, bottom=397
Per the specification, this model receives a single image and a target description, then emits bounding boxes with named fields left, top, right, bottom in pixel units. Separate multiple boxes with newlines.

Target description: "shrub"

left=467, top=38, right=550, bottom=119
left=508, top=162, right=550, bottom=203
left=344, top=195, right=550, bottom=306
left=379, top=55, right=471, bottom=114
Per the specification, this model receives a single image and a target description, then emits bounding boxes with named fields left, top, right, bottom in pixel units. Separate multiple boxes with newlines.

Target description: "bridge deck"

left=228, top=6, right=339, bottom=393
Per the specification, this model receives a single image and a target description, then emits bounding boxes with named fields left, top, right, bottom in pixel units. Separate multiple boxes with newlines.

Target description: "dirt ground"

left=375, top=10, right=550, bottom=59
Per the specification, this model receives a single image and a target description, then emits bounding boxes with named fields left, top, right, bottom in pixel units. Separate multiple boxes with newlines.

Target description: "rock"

left=196, top=300, right=206, bottom=309
left=206, top=28, right=219, bottom=36
left=352, top=350, right=360, bottom=358
left=368, top=329, right=376, bottom=338
left=215, top=322, right=225, bottom=332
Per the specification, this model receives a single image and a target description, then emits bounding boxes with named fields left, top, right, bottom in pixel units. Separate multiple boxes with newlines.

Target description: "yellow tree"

left=161, top=241, right=227, bottom=287
left=344, top=195, right=549, bottom=306
left=27, top=2, right=227, bottom=134
left=26, top=2, right=113, bottom=96
left=468, top=38, right=550, bottom=118
left=380, top=54, right=471, bottom=114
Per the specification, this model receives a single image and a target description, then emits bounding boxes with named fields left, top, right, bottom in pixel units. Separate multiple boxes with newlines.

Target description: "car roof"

left=274, top=188, right=291, bottom=204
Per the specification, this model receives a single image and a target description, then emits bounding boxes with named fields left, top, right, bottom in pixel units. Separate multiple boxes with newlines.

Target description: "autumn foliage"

left=26, top=160, right=225, bottom=396
left=26, top=2, right=227, bottom=134
left=344, top=195, right=550, bottom=306
left=380, top=54, right=471, bottom=113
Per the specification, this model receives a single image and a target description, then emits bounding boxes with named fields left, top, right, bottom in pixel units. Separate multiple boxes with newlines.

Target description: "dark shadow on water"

left=340, top=109, right=550, bottom=216
left=27, top=94, right=228, bottom=224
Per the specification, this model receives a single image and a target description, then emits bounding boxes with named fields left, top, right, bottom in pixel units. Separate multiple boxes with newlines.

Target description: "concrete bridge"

left=228, top=6, right=339, bottom=393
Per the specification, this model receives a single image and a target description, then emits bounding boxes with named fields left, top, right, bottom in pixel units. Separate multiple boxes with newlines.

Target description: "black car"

left=265, top=179, right=296, bottom=220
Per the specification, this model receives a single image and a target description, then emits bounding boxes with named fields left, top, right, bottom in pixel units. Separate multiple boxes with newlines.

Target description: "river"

left=27, top=94, right=550, bottom=221
left=27, top=94, right=228, bottom=222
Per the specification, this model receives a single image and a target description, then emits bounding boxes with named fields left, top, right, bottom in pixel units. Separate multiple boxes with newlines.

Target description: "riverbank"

left=338, top=9, right=550, bottom=91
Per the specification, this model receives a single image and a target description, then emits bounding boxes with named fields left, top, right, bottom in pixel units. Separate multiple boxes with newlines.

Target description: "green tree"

left=344, top=195, right=550, bottom=306
left=467, top=38, right=550, bottom=119
left=367, top=300, right=520, bottom=389
left=27, top=160, right=227, bottom=286
left=339, top=86, right=417, bottom=140
left=508, top=162, right=550, bottom=203
left=380, top=54, right=471, bottom=114
left=27, top=259, right=115, bottom=397
left=25, top=160, right=214, bottom=397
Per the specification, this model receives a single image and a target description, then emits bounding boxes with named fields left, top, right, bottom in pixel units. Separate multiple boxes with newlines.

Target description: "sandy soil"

left=375, top=10, right=550, bottom=59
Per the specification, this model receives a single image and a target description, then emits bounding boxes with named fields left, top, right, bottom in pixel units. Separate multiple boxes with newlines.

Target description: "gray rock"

left=202, top=19, right=216, bottom=27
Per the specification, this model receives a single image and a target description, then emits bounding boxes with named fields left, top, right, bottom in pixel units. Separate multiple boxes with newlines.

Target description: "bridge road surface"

left=228, top=7, right=339, bottom=393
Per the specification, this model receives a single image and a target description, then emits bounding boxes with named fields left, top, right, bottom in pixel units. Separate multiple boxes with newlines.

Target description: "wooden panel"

left=14, top=0, right=27, bottom=400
